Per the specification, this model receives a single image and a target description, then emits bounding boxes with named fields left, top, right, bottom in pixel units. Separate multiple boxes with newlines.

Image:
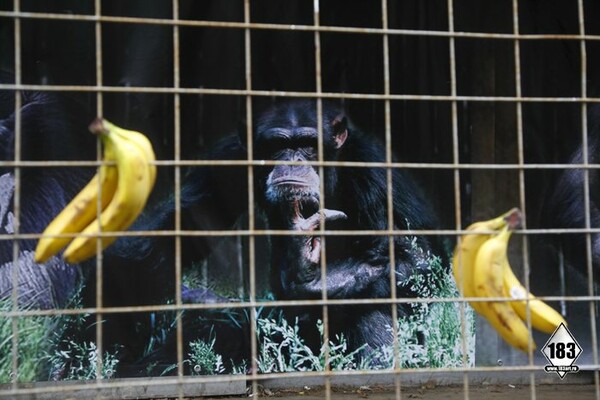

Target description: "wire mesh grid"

left=0, top=0, right=599, bottom=399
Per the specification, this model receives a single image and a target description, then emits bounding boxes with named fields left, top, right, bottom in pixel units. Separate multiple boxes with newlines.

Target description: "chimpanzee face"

left=253, top=101, right=348, bottom=215
left=261, top=126, right=321, bottom=209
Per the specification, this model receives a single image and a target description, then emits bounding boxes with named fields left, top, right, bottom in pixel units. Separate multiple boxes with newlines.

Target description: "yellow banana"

left=63, top=120, right=155, bottom=264
left=452, top=208, right=519, bottom=313
left=473, top=227, right=535, bottom=353
left=503, top=261, right=567, bottom=334
left=34, top=140, right=118, bottom=263
left=99, top=119, right=156, bottom=188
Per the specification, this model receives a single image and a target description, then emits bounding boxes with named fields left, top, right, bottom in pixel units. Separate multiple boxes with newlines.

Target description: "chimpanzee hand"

left=282, top=207, right=391, bottom=298
left=283, top=207, right=347, bottom=283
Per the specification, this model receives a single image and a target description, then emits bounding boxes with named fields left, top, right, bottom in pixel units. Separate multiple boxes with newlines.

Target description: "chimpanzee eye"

left=296, top=137, right=317, bottom=150
left=256, top=137, right=288, bottom=158
left=269, top=138, right=290, bottom=153
left=301, top=147, right=316, bottom=157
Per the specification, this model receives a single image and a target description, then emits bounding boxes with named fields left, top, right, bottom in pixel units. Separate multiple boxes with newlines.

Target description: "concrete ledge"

left=0, top=376, right=247, bottom=399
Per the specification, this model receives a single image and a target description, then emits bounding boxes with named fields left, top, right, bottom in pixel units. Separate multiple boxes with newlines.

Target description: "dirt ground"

left=191, top=384, right=598, bottom=400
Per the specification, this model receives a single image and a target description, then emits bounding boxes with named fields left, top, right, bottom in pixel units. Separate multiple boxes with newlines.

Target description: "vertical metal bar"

left=10, top=0, right=21, bottom=389
left=172, top=0, right=184, bottom=397
left=511, top=1, right=537, bottom=399
left=446, top=2, right=470, bottom=400
left=237, top=235, right=245, bottom=298
left=380, top=1, right=401, bottom=399
left=312, top=1, right=331, bottom=399
left=576, top=1, right=600, bottom=398
left=243, top=0, right=259, bottom=397
left=558, top=243, right=568, bottom=316
left=93, top=0, right=105, bottom=381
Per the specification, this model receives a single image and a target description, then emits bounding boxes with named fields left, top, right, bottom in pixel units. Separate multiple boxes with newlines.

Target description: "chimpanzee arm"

left=101, top=134, right=248, bottom=303
left=285, top=258, right=390, bottom=299
left=276, top=209, right=396, bottom=299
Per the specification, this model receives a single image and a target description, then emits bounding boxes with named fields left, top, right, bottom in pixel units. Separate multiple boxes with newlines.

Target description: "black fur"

left=542, top=108, right=600, bottom=280
left=0, top=75, right=94, bottom=308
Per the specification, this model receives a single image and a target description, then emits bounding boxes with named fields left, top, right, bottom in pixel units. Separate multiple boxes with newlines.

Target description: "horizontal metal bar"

left=4, top=227, right=600, bottom=243
left=1, top=293, right=598, bottom=318
left=2, top=378, right=247, bottom=399
left=3, top=159, right=600, bottom=170
left=1, top=10, right=600, bottom=42
left=0, top=365, right=597, bottom=399
left=1, top=83, right=600, bottom=103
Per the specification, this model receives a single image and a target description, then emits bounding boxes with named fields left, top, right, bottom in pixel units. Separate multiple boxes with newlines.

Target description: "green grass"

left=186, top=334, right=225, bottom=375
left=45, top=340, right=119, bottom=380
left=0, top=290, right=120, bottom=383
left=1, top=238, right=473, bottom=381
left=393, top=236, right=476, bottom=368
left=183, top=238, right=475, bottom=373
left=0, top=298, right=49, bottom=382
left=255, top=315, right=367, bottom=372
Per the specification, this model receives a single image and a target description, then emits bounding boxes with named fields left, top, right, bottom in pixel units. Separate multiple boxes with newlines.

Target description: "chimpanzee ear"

left=332, top=114, right=348, bottom=149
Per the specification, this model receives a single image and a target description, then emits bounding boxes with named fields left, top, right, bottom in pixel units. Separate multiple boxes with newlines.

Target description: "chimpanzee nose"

left=292, top=151, right=304, bottom=162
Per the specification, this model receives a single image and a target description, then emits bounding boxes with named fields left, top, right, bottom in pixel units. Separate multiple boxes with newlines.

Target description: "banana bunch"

left=452, top=208, right=567, bottom=353
left=34, top=118, right=156, bottom=264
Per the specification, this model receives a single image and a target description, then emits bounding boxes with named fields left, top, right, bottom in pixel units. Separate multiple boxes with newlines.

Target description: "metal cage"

left=0, top=0, right=598, bottom=399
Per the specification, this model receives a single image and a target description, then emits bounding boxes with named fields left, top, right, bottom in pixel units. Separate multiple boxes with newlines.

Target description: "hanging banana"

left=453, top=208, right=568, bottom=353
left=34, top=118, right=156, bottom=264
left=473, top=226, right=535, bottom=352
left=503, top=258, right=567, bottom=334
left=452, top=208, right=520, bottom=313
left=34, top=144, right=118, bottom=264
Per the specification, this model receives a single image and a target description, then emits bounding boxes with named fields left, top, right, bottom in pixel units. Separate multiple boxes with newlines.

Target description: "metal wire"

left=171, top=1, right=185, bottom=394
left=242, top=1, right=260, bottom=398
left=446, top=2, right=473, bottom=400
left=7, top=227, right=600, bottom=243
left=577, top=1, right=600, bottom=397
left=93, top=0, right=106, bottom=383
left=1, top=293, right=599, bottom=320
left=510, top=2, right=537, bottom=399
left=312, top=2, right=334, bottom=399
left=3, top=9, right=600, bottom=42
left=5, top=159, right=600, bottom=169
left=9, top=0, right=22, bottom=391
left=4, top=81, right=600, bottom=103
left=380, top=1, right=402, bottom=399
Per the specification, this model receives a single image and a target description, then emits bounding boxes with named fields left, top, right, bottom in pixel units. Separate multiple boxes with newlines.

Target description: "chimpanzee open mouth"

left=291, top=194, right=320, bottom=220
left=266, top=177, right=321, bottom=219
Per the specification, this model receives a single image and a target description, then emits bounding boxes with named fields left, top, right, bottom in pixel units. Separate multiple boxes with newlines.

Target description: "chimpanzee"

left=95, top=99, right=449, bottom=369
left=0, top=77, right=95, bottom=309
left=249, top=100, right=448, bottom=352
left=542, top=111, right=600, bottom=282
